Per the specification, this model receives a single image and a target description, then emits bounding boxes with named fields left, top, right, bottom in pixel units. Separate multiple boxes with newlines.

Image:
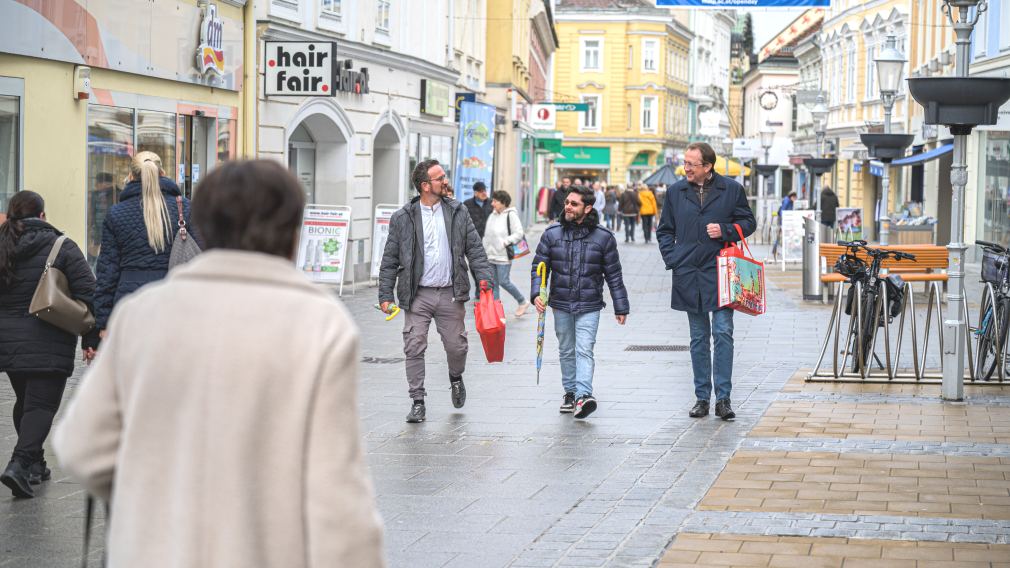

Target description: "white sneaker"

left=515, top=301, right=530, bottom=317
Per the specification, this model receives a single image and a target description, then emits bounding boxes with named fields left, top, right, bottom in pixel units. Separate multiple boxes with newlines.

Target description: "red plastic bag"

left=474, top=287, right=506, bottom=362
left=717, top=224, right=766, bottom=316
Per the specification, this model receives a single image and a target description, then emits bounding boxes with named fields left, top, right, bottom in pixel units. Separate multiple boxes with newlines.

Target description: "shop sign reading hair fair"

left=264, top=42, right=337, bottom=96
left=197, top=3, right=225, bottom=76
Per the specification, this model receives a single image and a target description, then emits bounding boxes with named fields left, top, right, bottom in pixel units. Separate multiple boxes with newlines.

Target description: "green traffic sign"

left=546, top=102, right=589, bottom=112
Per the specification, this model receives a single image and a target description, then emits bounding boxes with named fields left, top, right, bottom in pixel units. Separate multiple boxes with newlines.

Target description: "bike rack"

left=808, top=278, right=1001, bottom=385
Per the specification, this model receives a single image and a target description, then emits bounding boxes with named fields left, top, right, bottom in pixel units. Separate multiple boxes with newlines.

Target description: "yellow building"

left=0, top=1, right=249, bottom=259
left=552, top=0, right=691, bottom=185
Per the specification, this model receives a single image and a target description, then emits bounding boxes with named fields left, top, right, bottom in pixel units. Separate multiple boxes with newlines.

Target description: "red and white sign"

left=264, top=41, right=336, bottom=96
left=531, top=104, right=556, bottom=130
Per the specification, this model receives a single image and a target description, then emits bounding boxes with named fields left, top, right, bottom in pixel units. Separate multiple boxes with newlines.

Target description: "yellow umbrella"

left=676, top=156, right=751, bottom=177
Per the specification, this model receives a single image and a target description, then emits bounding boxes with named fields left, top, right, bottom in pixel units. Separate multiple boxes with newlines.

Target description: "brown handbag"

left=28, top=236, right=96, bottom=335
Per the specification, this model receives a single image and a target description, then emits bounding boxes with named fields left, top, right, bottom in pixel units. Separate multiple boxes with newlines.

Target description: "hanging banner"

left=296, top=205, right=352, bottom=284
left=370, top=204, right=399, bottom=279
left=837, top=207, right=864, bottom=241
left=781, top=209, right=815, bottom=263
left=453, top=101, right=497, bottom=202
left=657, top=0, right=830, bottom=7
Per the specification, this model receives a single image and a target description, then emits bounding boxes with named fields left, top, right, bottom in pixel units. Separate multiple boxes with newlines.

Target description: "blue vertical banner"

left=454, top=101, right=496, bottom=202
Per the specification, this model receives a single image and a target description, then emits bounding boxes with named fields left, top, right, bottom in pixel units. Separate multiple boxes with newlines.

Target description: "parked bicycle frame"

left=974, top=240, right=1010, bottom=381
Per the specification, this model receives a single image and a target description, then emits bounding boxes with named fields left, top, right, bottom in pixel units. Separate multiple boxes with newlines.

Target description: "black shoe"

left=573, top=395, right=597, bottom=419
left=559, top=392, right=576, bottom=413
left=1, top=460, right=34, bottom=498
left=689, top=400, right=710, bottom=418
left=28, top=460, right=51, bottom=486
left=406, top=401, right=426, bottom=423
left=450, top=375, right=466, bottom=408
left=715, top=399, right=736, bottom=421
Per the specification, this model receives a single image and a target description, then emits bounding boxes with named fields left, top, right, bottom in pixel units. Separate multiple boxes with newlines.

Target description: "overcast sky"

left=745, top=8, right=808, bottom=51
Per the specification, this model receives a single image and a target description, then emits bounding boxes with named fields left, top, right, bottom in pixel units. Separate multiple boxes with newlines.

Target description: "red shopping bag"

left=474, top=286, right=506, bottom=362
left=717, top=224, right=767, bottom=316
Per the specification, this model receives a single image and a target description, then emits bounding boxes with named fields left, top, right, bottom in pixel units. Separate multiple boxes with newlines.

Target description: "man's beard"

left=565, top=210, right=586, bottom=223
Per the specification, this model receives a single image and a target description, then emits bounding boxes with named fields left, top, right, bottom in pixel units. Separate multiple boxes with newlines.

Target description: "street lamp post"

left=759, top=127, right=776, bottom=233
left=875, top=34, right=906, bottom=246
left=810, top=94, right=829, bottom=216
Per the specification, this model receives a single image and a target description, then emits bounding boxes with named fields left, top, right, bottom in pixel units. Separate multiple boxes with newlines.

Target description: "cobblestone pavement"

left=2, top=225, right=1006, bottom=567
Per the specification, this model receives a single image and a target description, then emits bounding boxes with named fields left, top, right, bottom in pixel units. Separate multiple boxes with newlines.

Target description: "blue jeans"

left=553, top=309, right=601, bottom=398
left=491, top=262, right=526, bottom=304
left=686, top=309, right=734, bottom=403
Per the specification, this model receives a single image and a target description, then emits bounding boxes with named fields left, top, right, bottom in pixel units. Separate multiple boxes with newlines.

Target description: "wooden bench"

left=818, top=244, right=948, bottom=297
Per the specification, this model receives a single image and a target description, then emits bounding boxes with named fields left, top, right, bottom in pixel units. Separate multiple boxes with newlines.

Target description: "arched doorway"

left=285, top=101, right=353, bottom=207
left=372, top=123, right=402, bottom=206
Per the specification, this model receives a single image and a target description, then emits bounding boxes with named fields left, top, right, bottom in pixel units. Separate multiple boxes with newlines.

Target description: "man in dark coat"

left=820, top=185, right=839, bottom=228
left=550, top=178, right=571, bottom=221
left=378, top=159, right=494, bottom=424
left=531, top=185, right=629, bottom=419
left=463, top=181, right=493, bottom=238
left=656, top=142, right=755, bottom=421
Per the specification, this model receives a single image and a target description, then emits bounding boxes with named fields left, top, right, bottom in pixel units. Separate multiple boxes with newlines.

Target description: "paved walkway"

left=1, top=223, right=1006, bottom=568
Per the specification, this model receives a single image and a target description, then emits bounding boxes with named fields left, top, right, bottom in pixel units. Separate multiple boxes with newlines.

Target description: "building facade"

left=0, top=0, right=248, bottom=260
left=552, top=0, right=691, bottom=186
left=255, top=0, right=483, bottom=281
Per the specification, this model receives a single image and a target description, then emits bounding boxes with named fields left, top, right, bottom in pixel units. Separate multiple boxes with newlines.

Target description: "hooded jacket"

left=378, top=196, right=494, bottom=312
left=94, top=177, right=193, bottom=330
left=530, top=210, right=629, bottom=315
left=0, top=219, right=97, bottom=375
left=482, top=207, right=524, bottom=264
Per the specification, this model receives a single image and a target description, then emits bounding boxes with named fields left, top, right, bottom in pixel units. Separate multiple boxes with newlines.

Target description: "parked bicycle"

left=974, top=240, right=1010, bottom=381
left=834, top=240, right=915, bottom=373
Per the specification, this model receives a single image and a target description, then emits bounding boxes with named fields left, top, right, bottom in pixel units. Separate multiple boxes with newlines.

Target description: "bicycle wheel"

left=977, top=296, right=1009, bottom=380
left=851, top=289, right=878, bottom=374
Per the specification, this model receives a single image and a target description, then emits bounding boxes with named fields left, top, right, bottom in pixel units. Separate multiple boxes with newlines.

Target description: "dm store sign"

left=264, top=42, right=336, bottom=96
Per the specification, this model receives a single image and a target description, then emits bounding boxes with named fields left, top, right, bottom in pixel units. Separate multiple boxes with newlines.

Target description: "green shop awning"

left=536, top=138, right=562, bottom=153
left=630, top=152, right=651, bottom=167
left=555, top=146, right=611, bottom=167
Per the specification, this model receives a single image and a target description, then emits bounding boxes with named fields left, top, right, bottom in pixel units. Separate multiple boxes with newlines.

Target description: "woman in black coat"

left=94, top=151, right=193, bottom=334
left=0, top=191, right=98, bottom=498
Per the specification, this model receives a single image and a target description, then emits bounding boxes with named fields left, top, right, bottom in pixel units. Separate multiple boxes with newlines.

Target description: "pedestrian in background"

left=820, top=185, right=839, bottom=229
left=603, top=186, right=618, bottom=231
left=463, top=181, right=493, bottom=298
left=94, top=151, right=194, bottom=341
left=532, top=185, right=629, bottom=419
left=770, top=192, right=796, bottom=260
left=54, top=160, right=385, bottom=567
left=0, top=191, right=98, bottom=499
left=592, top=182, right=605, bottom=218
left=619, top=185, right=641, bottom=243
left=656, top=142, right=756, bottom=421
left=378, top=159, right=494, bottom=424
left=482, top=190, right=530, bottom=317
left=550, top=177, right=571, bottom=222
left=638, top=184, right=658, bottom=244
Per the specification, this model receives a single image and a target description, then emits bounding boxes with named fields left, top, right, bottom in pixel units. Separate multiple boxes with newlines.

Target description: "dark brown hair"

left=0, top=191, right=46, bottom=288
left=686, top=142, right=717, bottom=166
left=412, top=159, right=440, bottom=193
left=491, top=190, right=511, bottom=207
left=192, top=160, right=305, bottom=258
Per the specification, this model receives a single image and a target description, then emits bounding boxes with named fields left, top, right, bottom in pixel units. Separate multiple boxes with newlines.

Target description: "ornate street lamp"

left=810, top=93, right=829, bottom=158
left=759, top=127, right=775, bottom=165
left=756, top=127, right=778, bottom=234
left=805, top=92, right=836, bottom=217
left=907, top=0, right=1010, bottom=400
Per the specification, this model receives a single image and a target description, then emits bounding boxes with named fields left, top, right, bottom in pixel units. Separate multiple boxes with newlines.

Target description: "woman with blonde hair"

left=94, top=151, right=194, bottom=339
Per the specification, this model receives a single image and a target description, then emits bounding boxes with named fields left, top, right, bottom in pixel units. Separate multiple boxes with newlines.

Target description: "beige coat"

left=53, top=250, right=385, bottom=568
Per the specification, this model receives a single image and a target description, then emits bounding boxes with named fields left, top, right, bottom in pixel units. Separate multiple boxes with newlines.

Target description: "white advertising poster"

left=370, top=204, right=399, bottom=279
left=296, top=205, right=352, bottom=285
left=530, top=104, right=557, bottom=130
left=781, top=209, right=815, bottom=263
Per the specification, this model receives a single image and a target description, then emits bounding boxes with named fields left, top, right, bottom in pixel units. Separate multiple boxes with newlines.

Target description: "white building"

left=255, top=0, right=484, bottom=281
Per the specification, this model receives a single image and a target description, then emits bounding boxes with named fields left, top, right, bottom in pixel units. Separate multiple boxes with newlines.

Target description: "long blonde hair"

left=130, top=151, right=172, bottom=253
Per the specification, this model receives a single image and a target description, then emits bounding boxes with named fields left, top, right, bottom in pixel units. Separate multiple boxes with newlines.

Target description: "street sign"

left=264, top=42, right=336, bottom=96
left=530, top=104, right=556, bottom=129
left=544, top=102, right=589, bottom=112
left=732, top=138, right=761, bottom=160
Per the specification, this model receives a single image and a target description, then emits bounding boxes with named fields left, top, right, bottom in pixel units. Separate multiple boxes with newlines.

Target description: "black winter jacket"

left=0, top=220, right=97, bottom=376
left=656, top=172, right=756, bottom=313
left=530, top=210, right=629, bottom=315
left=94, top=177, right=193, bottom=330
left=463, top=197, right=493, bottom=238
left=550, top=186, right=570, bottom=220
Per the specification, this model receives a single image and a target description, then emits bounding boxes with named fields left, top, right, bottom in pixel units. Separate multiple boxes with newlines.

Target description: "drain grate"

left=625, top=345, right=689, bottom=352
left=361, top=356, right=405, bottom=365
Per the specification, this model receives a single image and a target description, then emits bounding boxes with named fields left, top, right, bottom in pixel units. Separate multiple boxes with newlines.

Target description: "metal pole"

left=941, top=1, right=978, bottom=401
left=880, top=96, right=894, bottom=246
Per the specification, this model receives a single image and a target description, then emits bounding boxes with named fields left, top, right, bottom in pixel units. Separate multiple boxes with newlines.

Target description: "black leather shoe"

left=450, top=375, right=466, bottom=408
left=715, top=399, right=736, bottom=421
left=1, top=460, right=35, bottom=498
left=406, top=401, right=426, bottom=423
left=28, top=460, right=51, bottom=486
left=689, top=400, right=710, bottom=418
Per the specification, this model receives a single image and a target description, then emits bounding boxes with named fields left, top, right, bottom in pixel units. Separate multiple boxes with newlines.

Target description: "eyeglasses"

left=427, top=175, right=447, bottom=184
left=683, top=161, right=708, bottom=169
left=564, top=200, right=585, bottom=207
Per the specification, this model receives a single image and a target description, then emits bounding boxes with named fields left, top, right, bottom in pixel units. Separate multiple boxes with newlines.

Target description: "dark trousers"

left=8, top=372, right=68, bottom=464
left=641, top=215, right=654, bottom=243
left=622, top=215, right=638, bottom=242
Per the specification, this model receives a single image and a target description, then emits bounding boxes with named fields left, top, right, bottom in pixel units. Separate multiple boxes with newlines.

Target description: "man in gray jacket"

left=379, top=159, right=495, bottom=423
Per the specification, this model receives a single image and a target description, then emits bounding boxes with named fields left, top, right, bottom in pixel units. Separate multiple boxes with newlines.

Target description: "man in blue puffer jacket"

left=531, top=185, right=629, bottom=419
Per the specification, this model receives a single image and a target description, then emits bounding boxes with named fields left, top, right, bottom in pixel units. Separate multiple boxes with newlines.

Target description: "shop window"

left=0, top=95, right=19, bottom=207
left=981, top=131, right=1010, bottom=247
left=86, top=105, right=135, bottom=262
left=137, top=110, right=176, bottom=181
left=217, top=118, right=237, bottom=162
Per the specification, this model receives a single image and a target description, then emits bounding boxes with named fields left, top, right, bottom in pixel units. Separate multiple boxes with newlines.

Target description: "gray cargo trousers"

left=403, top=286, right=468, bottom=400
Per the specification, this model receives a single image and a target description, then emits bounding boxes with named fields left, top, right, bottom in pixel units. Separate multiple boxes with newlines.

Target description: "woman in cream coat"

left=53, top=160, right=384, bottom=568
left=482, top=190, right=530, bottom=317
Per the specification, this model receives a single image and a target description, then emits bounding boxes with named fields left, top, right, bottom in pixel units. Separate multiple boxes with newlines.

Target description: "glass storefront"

left=87, top=105, right=135, bottom=261
left=0, top=95, right=19, bottom=206
left=979, top=131, right=1010, bottom=247
left=407, top=132, right=454, bottom=194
